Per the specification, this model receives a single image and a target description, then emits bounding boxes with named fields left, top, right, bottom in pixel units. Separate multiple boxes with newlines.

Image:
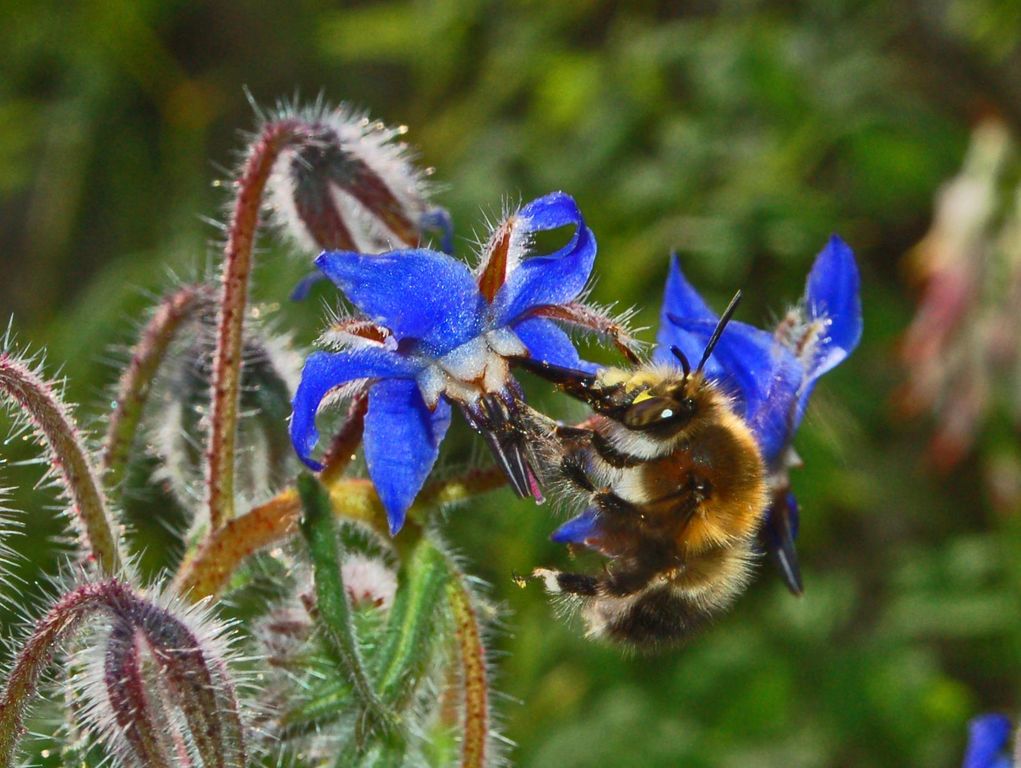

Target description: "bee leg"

left=533, top=563, right=657, bottom=600
left=559, top=453, right=596, bottom=493
left=531, top=568, right=600, bottom=597
left=513, top=357, right=624, bottom=414
left=554, top=424, right=595, bottom=442
left=592, top=490, right=641, bottom=520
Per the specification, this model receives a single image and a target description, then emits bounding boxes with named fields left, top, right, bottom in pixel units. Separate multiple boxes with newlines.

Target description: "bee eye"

left=623, top=395, right=697, bottom=434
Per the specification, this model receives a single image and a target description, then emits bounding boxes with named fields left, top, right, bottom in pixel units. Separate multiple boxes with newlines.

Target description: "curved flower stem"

left=101, top=283, right=210, bottom=491
left=0, top=353, right=123, bottom=575
left=173, top=467, right=507, bottom=602
left=446, top=572, right=490, bottom=768
left=205, top=119, right=304, bottom=532
left=0, top=581, right=120, bottom=767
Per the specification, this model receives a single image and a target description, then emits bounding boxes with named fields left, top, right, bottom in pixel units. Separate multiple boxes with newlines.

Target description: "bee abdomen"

left=594, top=586, right=708, bottom=648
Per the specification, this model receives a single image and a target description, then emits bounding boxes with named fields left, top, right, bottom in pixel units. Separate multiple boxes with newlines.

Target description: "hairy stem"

left=447, top=573, right=490, bottom=768
left=174, top=467, right=507, bottom=601
left=0, top=353, right=123, bottom=574
left=0, top=580, right=245, bottom=768
left=297, top=474, right=394, bottom=734
left=374, top=537, right=448, bottom=710
left=102, top=283, right=209, bottom=491
left=206, top=119, right=304, bottom=531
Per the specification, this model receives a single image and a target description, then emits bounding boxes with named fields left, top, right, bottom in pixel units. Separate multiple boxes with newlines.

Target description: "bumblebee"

left=514, top=294, right=768, bottom=648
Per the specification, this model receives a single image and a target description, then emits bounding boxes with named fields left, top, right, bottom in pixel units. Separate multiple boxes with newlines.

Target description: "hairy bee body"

left=518, top=354, right=769, bottom=649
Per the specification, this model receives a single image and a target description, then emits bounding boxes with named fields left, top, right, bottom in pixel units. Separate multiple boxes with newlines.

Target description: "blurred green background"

left=2, top=1, right=1021, bottom=766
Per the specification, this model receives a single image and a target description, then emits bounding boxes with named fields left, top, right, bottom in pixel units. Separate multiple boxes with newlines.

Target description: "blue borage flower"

left=550, top=236, right=862, bottom=593
left=290, top=192, right=617, bottom=534
left=964, top=714, right=1014, bottom=768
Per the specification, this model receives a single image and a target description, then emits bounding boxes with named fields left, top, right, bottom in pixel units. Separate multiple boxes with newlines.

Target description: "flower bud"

left=83, top=586, right=249, bottom=768
left=151, top=298, right=300, bottom=510
left=267, top=104, right=442, bottom=256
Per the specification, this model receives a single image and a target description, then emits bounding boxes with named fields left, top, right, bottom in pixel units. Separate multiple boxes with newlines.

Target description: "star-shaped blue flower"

left=964, top=714, right=1014, bottom=768
left=550, top=236, right=862, bottom=593
left=290, top=192, right=597, bottom=534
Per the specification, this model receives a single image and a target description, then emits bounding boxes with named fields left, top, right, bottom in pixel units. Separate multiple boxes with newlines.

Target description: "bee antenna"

left=696, top=290, right=742, bottom=374
left=670, top=345, right=691, bottom=378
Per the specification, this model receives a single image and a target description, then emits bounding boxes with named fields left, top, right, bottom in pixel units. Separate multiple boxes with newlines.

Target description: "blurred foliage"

left=2, top=0, right=1021, bottom=766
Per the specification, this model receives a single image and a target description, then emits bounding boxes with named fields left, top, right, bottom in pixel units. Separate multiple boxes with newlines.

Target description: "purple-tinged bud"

left=267, top=103, right=438, bottom=255
left=0, top=580, right=249, bottom=768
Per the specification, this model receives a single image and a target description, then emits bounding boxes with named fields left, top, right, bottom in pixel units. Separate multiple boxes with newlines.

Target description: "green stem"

left=101, top=283, right=209, bottom=491
left=0, top=352, right=123, bottom=575
left=374, top=538, right=449, bottom=710
left=297, top=474, right=394, bottom=734
left=205, top=119, right=303, bottom=531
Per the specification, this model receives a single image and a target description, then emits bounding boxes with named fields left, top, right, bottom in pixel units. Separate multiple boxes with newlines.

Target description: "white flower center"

left=416, top=328, right=527, bottom=409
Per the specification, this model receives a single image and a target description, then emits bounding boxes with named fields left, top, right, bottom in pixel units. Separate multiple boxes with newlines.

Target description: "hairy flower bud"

left=151, top=298, right=300, bottom=511
left=84, top=584, right=248, bottom=768
left=900, top=118, right=1021, bottom=481
left=267, top=103, right=442, bottom=256
left=0, top=579, right=248, bottom=768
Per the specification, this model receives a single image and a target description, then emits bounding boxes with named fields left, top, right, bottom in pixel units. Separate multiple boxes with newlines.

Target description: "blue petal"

left=420, top=207, right=455, bottom=255
left=290, top=349, right=418, bottom=470
left=964, top=714, right=1013, bottom=768
left=551, top=509, right=600, bottom=544
left=659, top=254, right=717, bottom=325
left=653, top=254, right=727, bottom=378
left=792, top=236, right=863, bottom=426
left=290, top=271, right=328, bottom=302
left=805, top=235, right=863, bottom=378
left=746, top=347, right=804, bottom=465
left=513, top=317, right=596, bottom=373
left=363, top=378, right=451, bottom=534
left=492, top=192, right=596, bottom=322
left=316, top=249, right=485, bottom=350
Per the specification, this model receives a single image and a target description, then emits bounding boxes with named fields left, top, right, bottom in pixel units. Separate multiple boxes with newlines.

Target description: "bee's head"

left=617, top=369, right=717, bottom=438
left=618, top=288, right=744, bottom=438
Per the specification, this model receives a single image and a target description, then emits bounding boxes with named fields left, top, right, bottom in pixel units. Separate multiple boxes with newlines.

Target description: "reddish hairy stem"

left=174, top=467, right=508, bottom=602
left=206, top=119, right=304, bottom=531
left=0, top=354, right=122, bottom=575
left=447, top=575, right=490, bottom=768
left=0, top=579, right=245, bottom=768
left=102, top=283, right=210, bottom=490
